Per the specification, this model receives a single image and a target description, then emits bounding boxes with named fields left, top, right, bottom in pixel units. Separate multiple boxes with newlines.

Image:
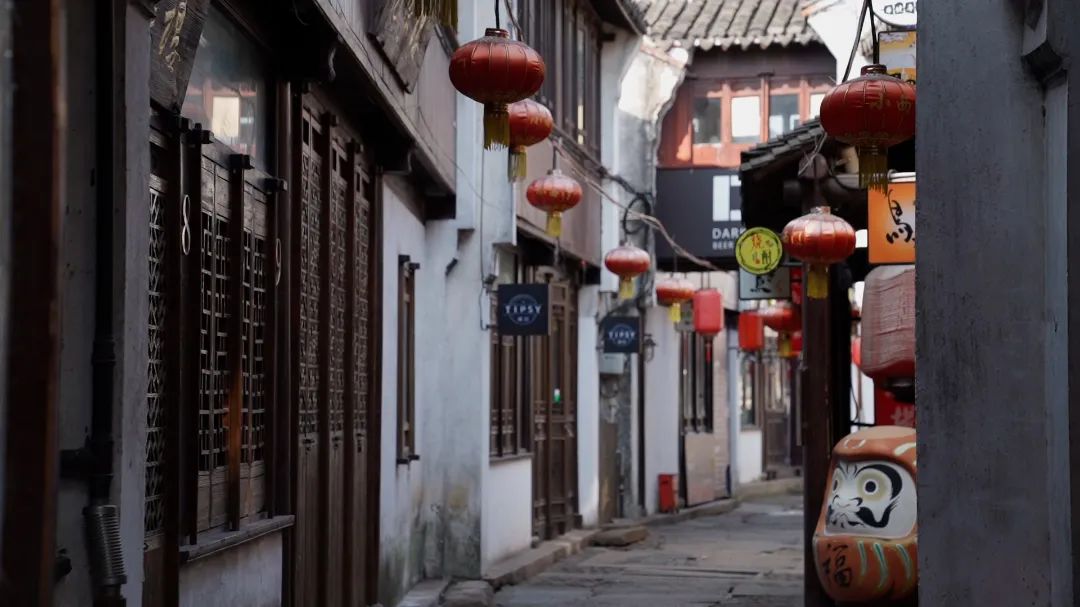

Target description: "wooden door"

left=532, top=281, right=579, bottom=540
left=764, top=355, right=789, bottom=469
left=292, top=92, right=379, bottom=607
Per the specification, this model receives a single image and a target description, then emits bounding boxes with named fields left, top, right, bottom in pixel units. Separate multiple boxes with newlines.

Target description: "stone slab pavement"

left=494, top=494, right=805, bottom=607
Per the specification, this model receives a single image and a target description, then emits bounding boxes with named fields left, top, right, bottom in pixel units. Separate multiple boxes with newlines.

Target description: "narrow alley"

left=495, top=495, right=804, bottom=607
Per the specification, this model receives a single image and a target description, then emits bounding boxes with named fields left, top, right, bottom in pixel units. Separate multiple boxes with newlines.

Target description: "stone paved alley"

left=494, top=495, right=805, bottom=607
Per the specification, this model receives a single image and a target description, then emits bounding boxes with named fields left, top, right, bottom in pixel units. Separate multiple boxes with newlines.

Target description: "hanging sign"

left=149, top=0, right=211, bottom=109
left=739, top=267, right=791, bottom=301
left=601, top=316, right=642, bottom=354
left=868, top=178, right=916, bottom=264
left=879, top=31, right=916, bottom=84
left=872, top=0, right=917, bottom=28
left=735, top=227, right=783, bottom=275
left=497, top=284, right=551, bottom=336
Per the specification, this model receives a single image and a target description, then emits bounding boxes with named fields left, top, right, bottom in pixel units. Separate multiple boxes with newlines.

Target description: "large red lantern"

left=604, top=245, right=650, bottom=301
left=819, top=64, right=916, bottom=192
left=449, top=29, right=546, bottom=150
left=693, top=289, right=724, bottom=338
left=782, top=206, right=856, bottom=300
left=655, top=278, right=695, bottom=323
left=526, top=170, right=581, bottom=238
left=508, top=99, right=553, bottom=181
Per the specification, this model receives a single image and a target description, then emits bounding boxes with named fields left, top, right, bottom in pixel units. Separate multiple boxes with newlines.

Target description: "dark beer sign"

left=602, top=317, right=642, bottom=354
left=496, top=284, right=551, bottom=336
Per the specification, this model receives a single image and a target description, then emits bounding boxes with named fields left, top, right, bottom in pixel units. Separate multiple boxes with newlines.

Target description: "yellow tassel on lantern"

left=858, top=146, right=889, bottom=193
left=484, top=103, right=510, bottom=150
left=411, top=0, right=458, bottom=28
left=807, top=264, right=829, bottom=299
left=619, top=278, right=634, bottom=300
left=509, top=148, right=528, bottom=181
left=545, top=212, right=563, bottom=238
left=668, top=305, right=681, bottom=323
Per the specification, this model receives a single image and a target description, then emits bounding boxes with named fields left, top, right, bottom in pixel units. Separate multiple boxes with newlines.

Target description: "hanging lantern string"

left=868, top=3, right=879, bottom=64
left=841, top=0, right=871, bottom=82
left=502, top=0, right=523, bottom=39
left=494, top=0, right=501, bottom=30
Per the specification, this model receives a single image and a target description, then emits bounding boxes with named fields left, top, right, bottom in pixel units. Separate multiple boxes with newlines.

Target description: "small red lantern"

left=526, top=170, right=582, bottom=238
left=655, top=278, right=695, bottom=323
left=738, top=311, right=765, bottom=352
left=508, top=99, right=553, bottom=181
left=604, top=245, right=650, bottom=301
left=782, top=206, right=856, bottom=300
left=760, top=302, right=802, bottom=334
left=784, top=331, right=803, bottom=359
left=819, top=64, right=916, bottom=192
left=693, top=289, right=724, bottom=338
left=449, top=29, right=546, bottom=150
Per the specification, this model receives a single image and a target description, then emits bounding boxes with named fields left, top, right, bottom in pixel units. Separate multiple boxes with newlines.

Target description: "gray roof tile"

left=635, top=0, right=819, bottom=49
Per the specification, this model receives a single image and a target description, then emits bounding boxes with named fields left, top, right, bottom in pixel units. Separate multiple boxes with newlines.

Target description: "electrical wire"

left=841, top=0, right=871, bottom=83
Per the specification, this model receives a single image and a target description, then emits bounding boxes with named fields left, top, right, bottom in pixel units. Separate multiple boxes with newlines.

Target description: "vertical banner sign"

left=497, top=284, right=551, bottom=336
left=601, top=317, right=642, bottom=354
left=879, top=31, right=916, bottom=84
left=739, top=267, right=792, bottom=301
left=868, top=179, right=916, bottom=264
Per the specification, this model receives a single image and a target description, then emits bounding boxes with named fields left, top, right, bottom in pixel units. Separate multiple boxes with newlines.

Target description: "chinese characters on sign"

left=738, top=267, right=791, bottom=301
left=735, top=227, right=783, bottom=275
left=868, top=180, right=916, bottom=264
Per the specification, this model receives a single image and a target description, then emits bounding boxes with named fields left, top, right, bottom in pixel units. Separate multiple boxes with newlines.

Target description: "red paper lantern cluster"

left=819, top=64, right=916, bottom=192
left=449, top=29, right=546, bottom=150
left=655, top=278, right=695, bottom=323
left=782, top=206, right=856, bottom=300
left=604, top=245, right=650, bottom=301
left=508, top=99, right=554, bottom=181
left=692, top=289, right=724, bottom=338
left=526, top=170, right=582, bottom=238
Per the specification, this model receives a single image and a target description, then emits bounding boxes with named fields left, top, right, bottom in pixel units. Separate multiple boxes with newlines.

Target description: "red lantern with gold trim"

left=449, top=29, right=546, bottom=150
left=782, top=206, right=856, bottom=300
left=761, top=302, right=802, bottom=358
left=655, top=278, right=695, bottom=323
left=508, top=99, right=553, bottom=181
left=526, top=170, right=582, bottom=238
left=819, top=64, right=916, bottom=192
left=604, top=245, right=650, bottom=301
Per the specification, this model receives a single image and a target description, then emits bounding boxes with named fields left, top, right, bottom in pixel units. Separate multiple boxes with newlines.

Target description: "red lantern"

left=819, top=64, right=916, bottom=192
left=655, top=278, right=695, bottom=323
left=852, top=336, right=862, bottom=370
left=782, top=206, right=856, bottom=300
left=449, top=29, right=546, bottom=150
left=411, top=0, right=457, bottom=28
left=693, top=289, right=724, bottom=338
left=738, top=311, right=765, bottom=351
left=508, top=99, right=553, bottom=181
left=788, top=331, right=803, bottom=358
left=604, top=245, right=650, bottom=301
left=760, top=302, right=802, bottom=334
left=526, top=170, right=582, bottom=238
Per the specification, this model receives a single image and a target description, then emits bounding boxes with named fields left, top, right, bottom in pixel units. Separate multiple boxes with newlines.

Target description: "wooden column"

left=799, top=156, right=836, bottom=607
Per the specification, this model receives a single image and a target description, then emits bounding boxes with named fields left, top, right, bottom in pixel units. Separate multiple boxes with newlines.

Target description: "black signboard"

left=496, top=284, right=551, bottom=336
left=602, top=316, right=642, bottom=354
left=655, top=168, right=745, bottom=268
left=150, top=0, right=211, bottom=110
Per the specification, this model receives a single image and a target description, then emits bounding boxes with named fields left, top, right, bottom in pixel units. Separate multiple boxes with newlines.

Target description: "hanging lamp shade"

left=449, top=29, right=546, bottom=150
left=604, top=245, right=650, bottom=301
left=655, top=278, right=695, bottom=323
left=782, top=206, right=856, bottom=300
left=692, top=289, right=724, bottom=338
left=508, top=99, right=553, bottom=181
left=410, top=0, right=457, bottom=28
left=819, top=64, right=916, bottom=192
left=525, top=169, right=581, bottom=238
left=738, top=311, right=765, bottom=352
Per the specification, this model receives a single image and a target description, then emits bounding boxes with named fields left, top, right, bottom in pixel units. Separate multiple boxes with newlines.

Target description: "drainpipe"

left=636, top=302, right=647, bottom=515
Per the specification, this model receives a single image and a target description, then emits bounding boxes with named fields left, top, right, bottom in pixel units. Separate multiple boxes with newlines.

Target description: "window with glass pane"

left=181, top=6, right=270, bottom=171
left=810, top=93, right=826, bottom=119
left=693, top=97, right=722, bottom=144
left=769, top=94, right=800, bottom=138
left=731, top=96, right=761, bottom=143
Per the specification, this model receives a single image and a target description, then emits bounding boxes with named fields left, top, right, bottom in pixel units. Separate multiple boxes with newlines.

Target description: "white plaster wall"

left=481, top=457, right=533, bottom=568
left=379, top=176, right=431, bottom=603
left=738, top=430, right=764, bottom=485
left=644, top=306, right=680, bottom=515
left=178, top=533, right=283, bottom=607
left=804, top=0, right=870, bottom=82
left=576, top=286, right=601, bottom=527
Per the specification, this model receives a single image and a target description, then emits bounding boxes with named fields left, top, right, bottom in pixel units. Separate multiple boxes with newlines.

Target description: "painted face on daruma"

left=813, top=426, right=918, bottom=603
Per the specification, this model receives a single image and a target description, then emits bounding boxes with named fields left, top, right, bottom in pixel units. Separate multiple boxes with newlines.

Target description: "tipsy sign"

left=496, top=284, right=551, bottom=336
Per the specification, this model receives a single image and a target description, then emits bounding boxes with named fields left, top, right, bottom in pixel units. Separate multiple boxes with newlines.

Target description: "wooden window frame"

left=489, top=252, right=532, bottom=459
left=396, top=255, right=418, bottom=463
left=681, top=332, right=715, bottom=434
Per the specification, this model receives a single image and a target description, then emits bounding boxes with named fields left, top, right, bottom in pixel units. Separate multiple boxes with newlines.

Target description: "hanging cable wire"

left=494, top=0, right=501, bottom=30
left=502, top=0, right=523, bottom=38
left=841, top=0, right=871, bottom=82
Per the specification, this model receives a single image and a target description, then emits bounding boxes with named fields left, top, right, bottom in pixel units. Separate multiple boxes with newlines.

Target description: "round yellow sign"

left=735, top=227, right=783, bottom=275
